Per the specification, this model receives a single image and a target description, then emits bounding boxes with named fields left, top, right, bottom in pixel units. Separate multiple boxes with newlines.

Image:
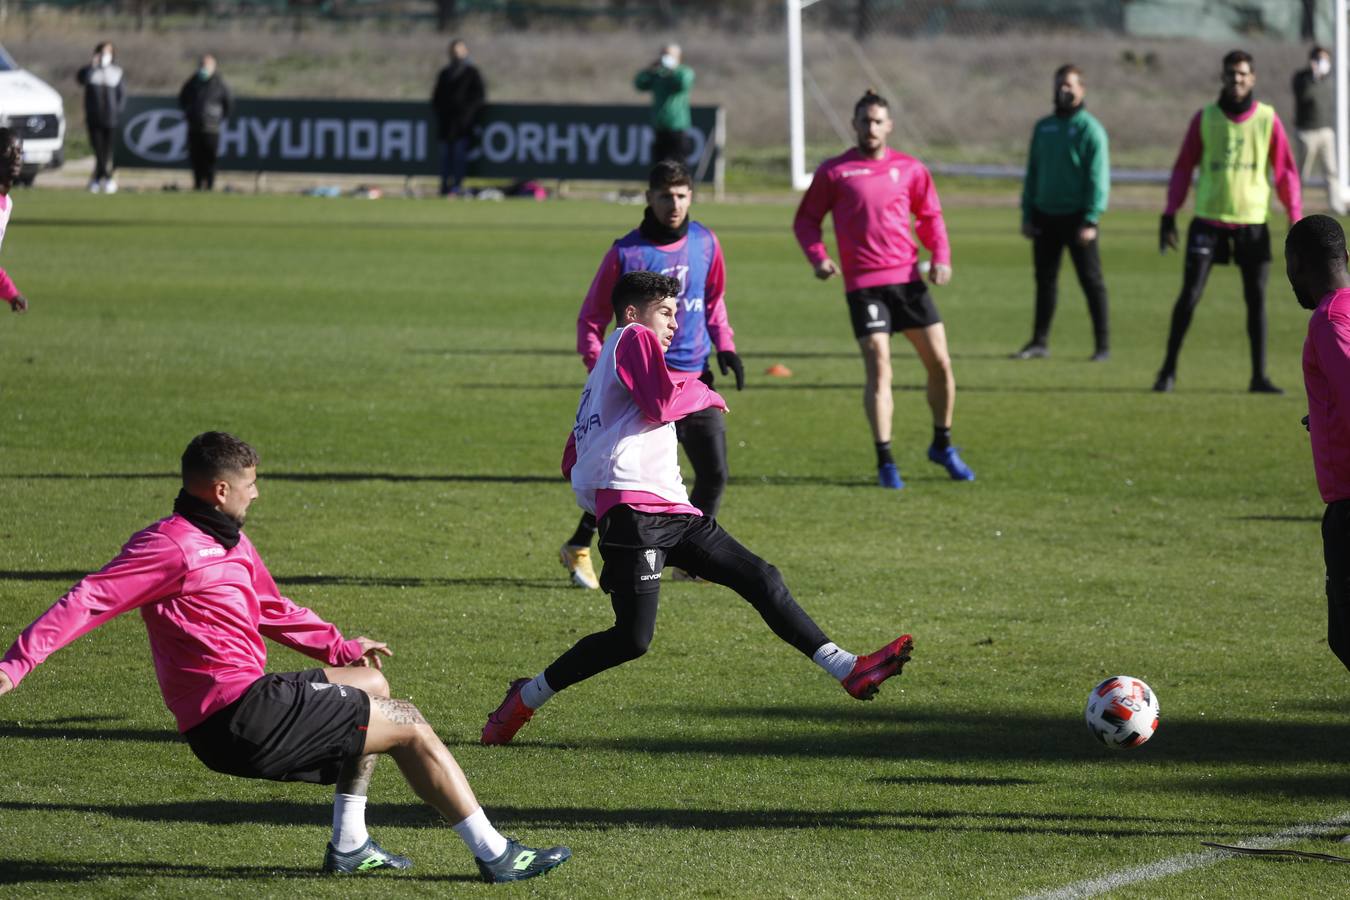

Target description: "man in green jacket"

left=636, top=43, right=694, bottom=165
left=1014, top=63, right=1111, bottom=361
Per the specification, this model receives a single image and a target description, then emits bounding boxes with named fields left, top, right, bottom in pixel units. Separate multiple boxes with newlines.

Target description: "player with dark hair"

left=1155, top=49, right=1302, bottom=394
left=1284, top=214, right=1350, bottom=672
left=793, top=90, right=973, bottom=490
left=0, top=129, right=29, bottom=315
left=484, top=271, right=913, bottom=745
left=559, top=159, right=744, bottom=588
left=0, top=432, right=570, bottom=883
left=1015, top=63, right=1111, bottom=361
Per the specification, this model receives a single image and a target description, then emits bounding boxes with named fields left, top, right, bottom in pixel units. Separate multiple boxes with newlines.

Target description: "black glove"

left=1159, top=214, right=1178, bottom=253
left=1303, top=414, right=1311, bottom=432
left=717, top=350, right=745, bottom=391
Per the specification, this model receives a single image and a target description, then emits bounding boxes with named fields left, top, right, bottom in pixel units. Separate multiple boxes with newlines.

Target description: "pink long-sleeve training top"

left=0, top=515, right=367, bottom=732
left=0, top=194, right=20, bottom=302
left=1304, top=287, right=1350, bottom=504
left=793, top=146, right=951, bottom=293
left=576, top=231, right=736, bottom=373
left=1164, top=105, right=1303, bottom=224
left=563, top=324, right=726, bottom=520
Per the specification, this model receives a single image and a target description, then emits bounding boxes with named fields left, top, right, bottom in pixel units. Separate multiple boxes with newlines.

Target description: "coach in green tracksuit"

left=1015, top=63, right=1111, bottom=361
left=635, top=43, right=694, bottom=164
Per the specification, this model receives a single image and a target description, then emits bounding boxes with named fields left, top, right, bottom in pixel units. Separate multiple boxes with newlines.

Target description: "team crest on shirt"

left=889, top=168, right=900, bottom=183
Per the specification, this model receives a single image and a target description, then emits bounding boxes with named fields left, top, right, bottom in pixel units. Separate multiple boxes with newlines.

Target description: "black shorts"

left=185, top=669, right=371, bottom=785
left=597, top=506, right=729, bottom=596
left=845, top=281, right=942, bottom=338
left=1185, top=220, right=1271, bottom=267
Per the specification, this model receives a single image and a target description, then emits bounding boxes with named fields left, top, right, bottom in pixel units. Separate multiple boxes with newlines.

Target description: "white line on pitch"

left=1020, top=810, right=1350, bottom=900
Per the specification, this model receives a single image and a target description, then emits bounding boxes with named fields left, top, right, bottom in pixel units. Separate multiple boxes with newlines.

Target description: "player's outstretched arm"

left=0, top=670, right=13, bottom=696
left=350, top=636, right=392, bottom=669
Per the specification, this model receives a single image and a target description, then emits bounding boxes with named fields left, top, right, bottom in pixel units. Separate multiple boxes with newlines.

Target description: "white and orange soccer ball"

left=1084, top=675, right=1160, bottom=749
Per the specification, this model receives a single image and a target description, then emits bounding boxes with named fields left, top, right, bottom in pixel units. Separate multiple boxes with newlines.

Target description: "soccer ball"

left=1084, top=675, right=1159, bottom=749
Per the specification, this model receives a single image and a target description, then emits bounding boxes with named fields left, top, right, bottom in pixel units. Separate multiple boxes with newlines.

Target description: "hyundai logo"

left=123, top=109, right=188, bottom=163
left=25, top=116, right=45, bottom=134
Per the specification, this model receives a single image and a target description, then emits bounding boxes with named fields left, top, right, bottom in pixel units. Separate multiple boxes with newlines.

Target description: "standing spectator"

left=178, top=55, right=233, bottom=192
left=1155, top=49, right=1302, bottom=394
left=635, top=44, right=694, bottom=165
left=431, top=39, right=486, bottom=198
left=1284, top=215, right=1350, bottom=673
left=77, top=41, right=125, bottom=194
left=1014, top=63, right=1111, bottom=362
left=793, top=90, right=974, bottom=490
left=1292, top=46, right=1346, bottom=216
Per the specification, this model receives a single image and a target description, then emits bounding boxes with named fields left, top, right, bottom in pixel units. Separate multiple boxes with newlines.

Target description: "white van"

left=0, top=43, right=65, bottom=185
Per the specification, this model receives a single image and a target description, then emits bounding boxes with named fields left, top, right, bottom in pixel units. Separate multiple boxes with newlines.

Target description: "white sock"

left=812, top=642, right=857, bottom=681
left=519, top=672, right=555, bottom=710
left=452, top=806, right=510, bottom=861
left=331, top=793, right=369, bottom=853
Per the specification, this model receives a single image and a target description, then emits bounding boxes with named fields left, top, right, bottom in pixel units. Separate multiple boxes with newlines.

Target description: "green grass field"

left=1, top=189, right=1348, bottom=898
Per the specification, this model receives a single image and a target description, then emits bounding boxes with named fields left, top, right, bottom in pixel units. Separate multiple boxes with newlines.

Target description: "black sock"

left=566, top=512, right=597, bottom=548
left=875, top=441, right=894, bottom=468
left=932, top=426, right=952, bottom=451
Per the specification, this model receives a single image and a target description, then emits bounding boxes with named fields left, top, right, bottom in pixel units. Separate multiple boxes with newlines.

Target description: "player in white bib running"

left=482, top=271, right=914, bottom=745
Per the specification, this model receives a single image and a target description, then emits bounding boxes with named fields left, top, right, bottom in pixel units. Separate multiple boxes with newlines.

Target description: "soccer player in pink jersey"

left=1285, top=215, right=1350, bottom=672
left=559, top=160, right=743, bottom=590
left=0, top=432, right=569, bottom=883
left=793, top=90, right=973, bottom=490
left=0, top=130, right=30, bottom=315
left=482, top=272, right=913, bottom=746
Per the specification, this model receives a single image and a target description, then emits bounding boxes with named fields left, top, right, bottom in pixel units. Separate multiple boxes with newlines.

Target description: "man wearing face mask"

left=1284, top=214, right=1350, bottom=672
left=178, top=54, right=234, bottom=191
left=635, top=44, right=694, bottom=164
left=1292, top=47, right=1345, bottom=216
left=1155, top=49, right=1302, bottom=394
left=1015, top=63, right=1111, bottom=362
left=76, top=41, right=125, bottom=195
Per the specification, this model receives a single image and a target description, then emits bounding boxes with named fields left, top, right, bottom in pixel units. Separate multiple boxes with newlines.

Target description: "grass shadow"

left=0, top=857, right=479, bottom=885
left=0, top=799, right=1288, bottom=843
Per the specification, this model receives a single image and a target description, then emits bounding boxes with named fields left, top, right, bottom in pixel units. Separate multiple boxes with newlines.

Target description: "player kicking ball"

left=483, top=272, right=913, bottom=745
left=0, top=432, right=569, bottom=884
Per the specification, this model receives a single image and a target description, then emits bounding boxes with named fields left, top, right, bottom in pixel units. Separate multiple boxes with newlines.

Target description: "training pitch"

left=0, top=189, right=1347, bottom=897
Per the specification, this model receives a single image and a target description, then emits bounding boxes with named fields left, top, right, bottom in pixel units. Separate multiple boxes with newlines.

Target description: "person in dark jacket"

left=178, top=55, right=234, bottom=192
left=430, top=39, right=486, bottom=197
left=76, top=41, right=126, bottom=194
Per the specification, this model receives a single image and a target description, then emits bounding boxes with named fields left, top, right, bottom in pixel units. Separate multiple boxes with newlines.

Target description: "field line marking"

left=1021, top=809, right=1350, bottom=900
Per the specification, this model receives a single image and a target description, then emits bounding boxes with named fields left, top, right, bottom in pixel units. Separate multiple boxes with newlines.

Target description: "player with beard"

left=559, top=160, right=743, bottom=589
left=793, top=90, right=973, bottom=490
left=1154, top=49, right=1302, bottom=394
left=0, top=129, right=29, bottom=316
left=0, top=432, right=570, bottom=883
left=484, top=272, right=913, bottom=746
left=1284, top=215, right=1350, bottom=673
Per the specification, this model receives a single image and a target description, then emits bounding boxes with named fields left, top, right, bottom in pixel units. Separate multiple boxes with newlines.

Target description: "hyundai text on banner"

left=115, top=97, right=723, bottom=182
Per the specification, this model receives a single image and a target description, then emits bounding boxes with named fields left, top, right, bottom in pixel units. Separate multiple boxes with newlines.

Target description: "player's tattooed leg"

left=371, top=696, right=429, bottom=726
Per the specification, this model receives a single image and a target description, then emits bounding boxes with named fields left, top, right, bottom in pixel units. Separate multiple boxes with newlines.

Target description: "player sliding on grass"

left=559, top=159, right=744, bottom=590
left=483, top=272, right=913, bottom=745
left=0, top=432, right=569, bottom=884
left=793, top=90, right=972, bottom=490
left=0, top=129, right=30, bottom=316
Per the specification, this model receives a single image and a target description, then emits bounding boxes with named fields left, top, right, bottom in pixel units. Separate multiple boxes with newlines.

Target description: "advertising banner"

left=114, top=97, right=724, bottom=185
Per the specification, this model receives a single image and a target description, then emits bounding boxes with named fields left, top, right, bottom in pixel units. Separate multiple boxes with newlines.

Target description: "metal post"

left=1337, top=0, right=1348, bottom=204
left=787, top=0, right=810, bottom=190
